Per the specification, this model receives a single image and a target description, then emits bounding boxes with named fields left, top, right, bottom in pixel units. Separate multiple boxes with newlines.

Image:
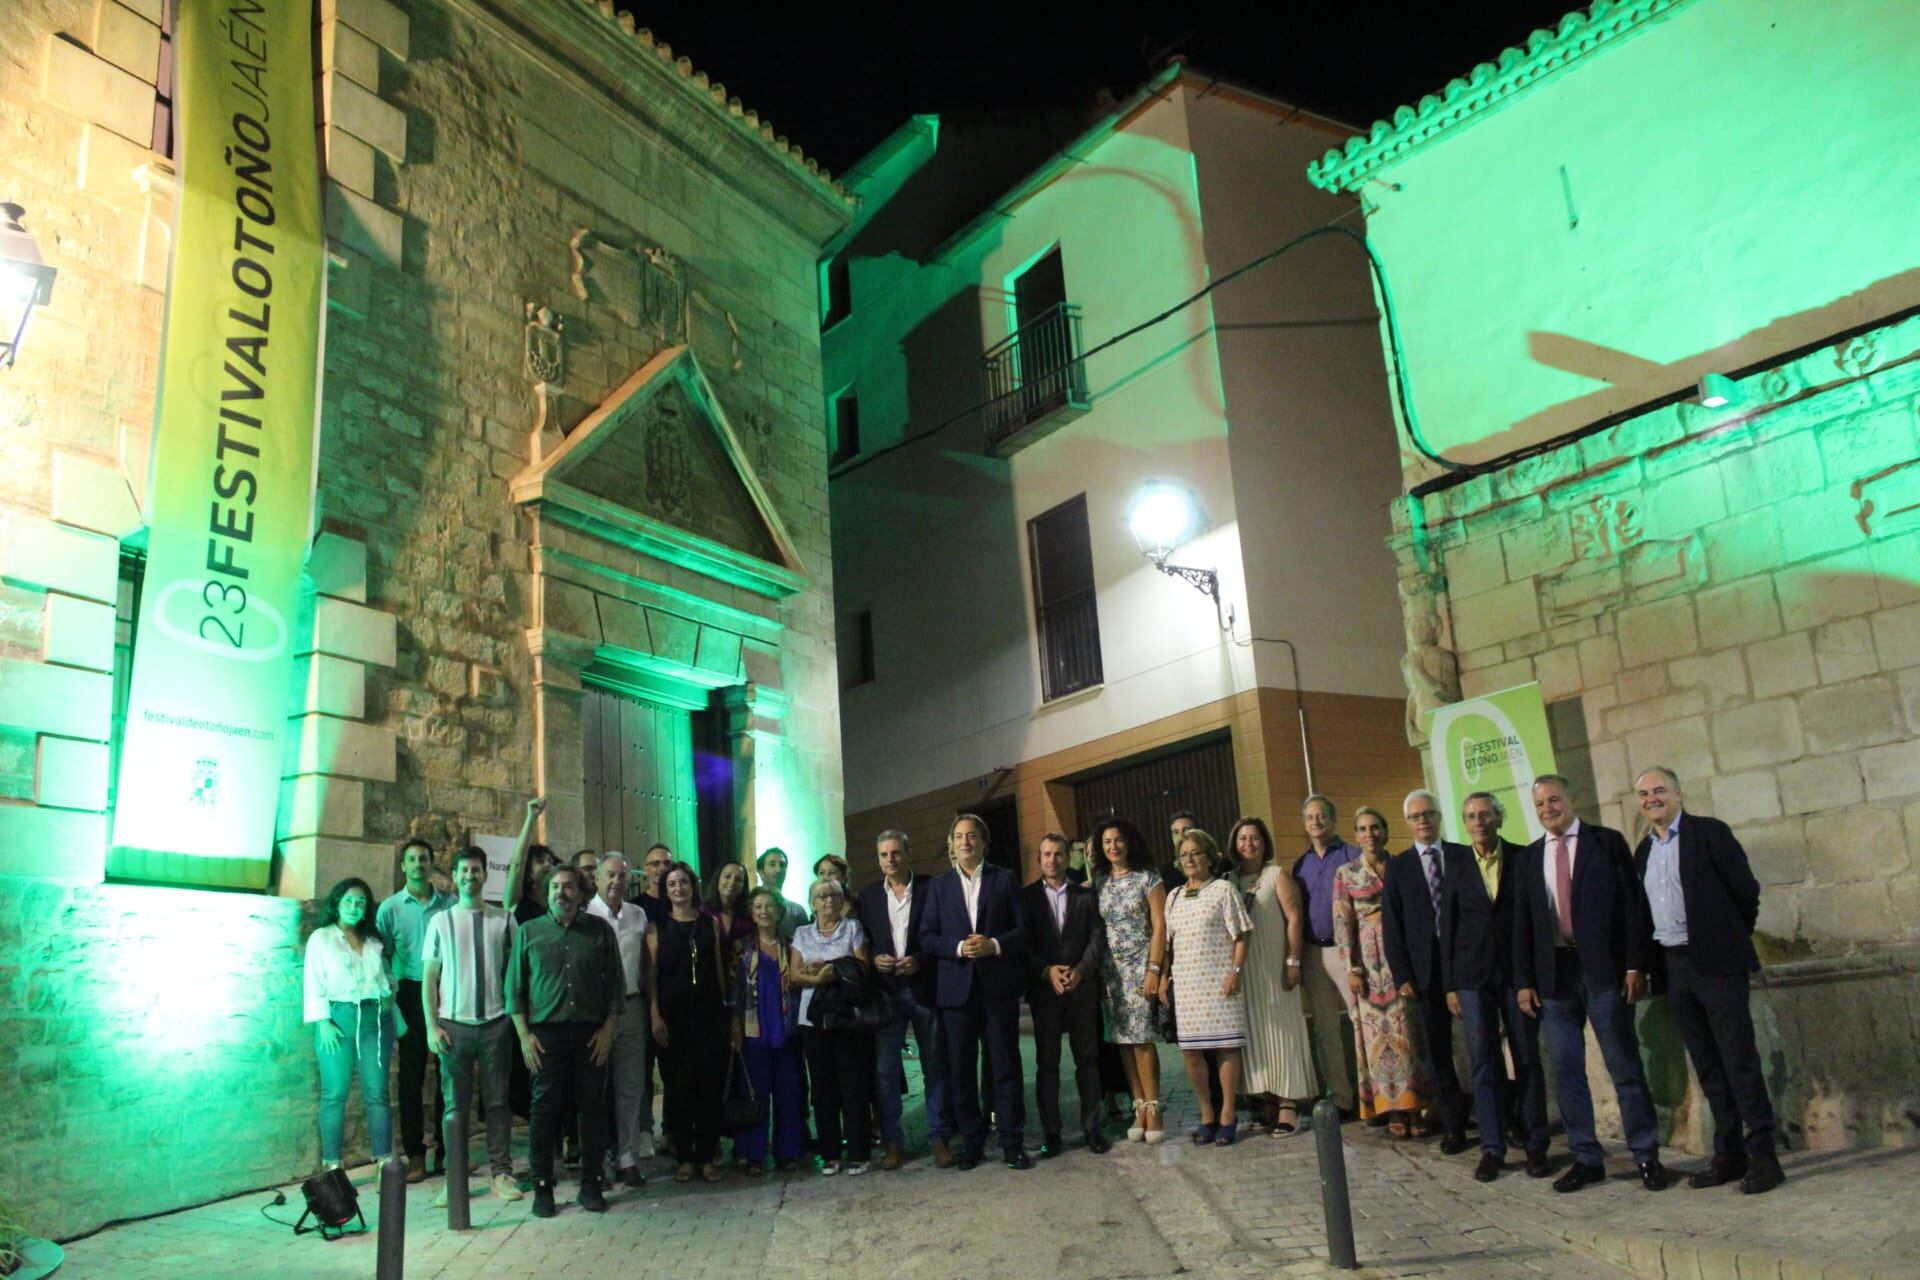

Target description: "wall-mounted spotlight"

left=1697, top=372, right=1740, bottom=409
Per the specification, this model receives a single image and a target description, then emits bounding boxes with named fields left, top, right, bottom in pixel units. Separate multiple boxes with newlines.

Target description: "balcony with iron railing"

left=981, top=301, right=1090, bottom=454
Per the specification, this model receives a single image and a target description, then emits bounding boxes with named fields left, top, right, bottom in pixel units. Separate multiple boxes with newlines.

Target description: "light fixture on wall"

left=1126, top=479, right=1231, bottom=630
left=0, top=203, right=57, bottom=371
left=1697, top=371, right=1740, bottom=409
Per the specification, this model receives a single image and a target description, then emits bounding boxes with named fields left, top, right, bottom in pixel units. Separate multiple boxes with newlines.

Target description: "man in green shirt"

left=508, top=864, right=622, bottom=1217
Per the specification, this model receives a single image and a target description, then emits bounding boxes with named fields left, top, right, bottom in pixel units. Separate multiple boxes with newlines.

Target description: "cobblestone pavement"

left=57, top=1040, right=1917, bottom=1280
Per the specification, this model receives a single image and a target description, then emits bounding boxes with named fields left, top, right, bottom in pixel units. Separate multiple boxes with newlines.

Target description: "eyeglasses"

left=1405, top=810, right=1439, bottom=823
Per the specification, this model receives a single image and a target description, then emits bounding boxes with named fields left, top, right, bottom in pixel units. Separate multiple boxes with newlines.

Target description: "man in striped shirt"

left=423, top=845, right=522, bottom=1204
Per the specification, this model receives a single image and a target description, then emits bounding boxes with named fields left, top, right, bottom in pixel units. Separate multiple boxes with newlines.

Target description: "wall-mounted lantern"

left=1126, top=479, right=1231, bottom=630
left=0, top=203, right=58, bottom=371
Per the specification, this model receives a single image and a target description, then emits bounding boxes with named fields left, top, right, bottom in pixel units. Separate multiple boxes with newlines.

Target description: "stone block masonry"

left=1389, top=312, right=1920, bottom=1152
left=0, top=877, right=315, bottom=1241
left=0, top=0, right=851, bottom=1241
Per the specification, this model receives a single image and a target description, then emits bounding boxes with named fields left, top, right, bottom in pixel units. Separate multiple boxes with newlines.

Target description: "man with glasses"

left=1382, top=789, right=1469, bottom=1152
left=1292, top=795, right=1361, bottom=1115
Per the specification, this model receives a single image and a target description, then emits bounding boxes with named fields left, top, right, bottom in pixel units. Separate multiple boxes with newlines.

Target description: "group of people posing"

left=300, top=762, right=1784, bottom=1220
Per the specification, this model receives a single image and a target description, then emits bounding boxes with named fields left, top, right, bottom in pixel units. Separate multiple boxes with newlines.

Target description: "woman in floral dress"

left=1334, top=806, right=1431, bottom=1136
left=1165, top=828, right=1253, bottom=1145
left=1093, top=816, right=1168, bottom=1143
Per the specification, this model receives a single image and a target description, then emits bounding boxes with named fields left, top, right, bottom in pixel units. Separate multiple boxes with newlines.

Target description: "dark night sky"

left=635, top=3, right=1587, bottom=175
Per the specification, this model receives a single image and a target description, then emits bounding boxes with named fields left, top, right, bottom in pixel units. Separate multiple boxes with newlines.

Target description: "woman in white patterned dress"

left=1229, top=816, right=1319, bottom=1136
left=1164, top=828, right=1252, bottom=1146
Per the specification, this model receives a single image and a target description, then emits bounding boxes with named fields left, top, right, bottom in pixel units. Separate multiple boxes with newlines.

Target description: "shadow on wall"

left=1436, top=262, right=1920, bottom=466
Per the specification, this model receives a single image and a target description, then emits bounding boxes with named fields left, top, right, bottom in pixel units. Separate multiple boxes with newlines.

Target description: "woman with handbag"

left=732, top=887, right=805, bottom=1175
left=648, top=861, right=732, bottom=1183
left=789, top=876, right=876, bottom=1175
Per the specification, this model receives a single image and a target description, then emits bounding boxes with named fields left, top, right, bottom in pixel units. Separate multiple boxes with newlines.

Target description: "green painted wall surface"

left=1362, top=0, right=1920, bottom=468
left=0, top=879, right=314, bottom=1240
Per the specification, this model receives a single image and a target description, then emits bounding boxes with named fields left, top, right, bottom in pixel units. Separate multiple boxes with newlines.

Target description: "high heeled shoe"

left=1142, top=1100, right=1166, bottom=1144
left=1126, top=1099, right=1146, bottom=1143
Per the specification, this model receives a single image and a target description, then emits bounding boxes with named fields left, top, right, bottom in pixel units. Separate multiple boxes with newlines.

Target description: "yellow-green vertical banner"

left=1429, top=682, right=1558, bottom=847
left=110, top=0, right=323, bottom=887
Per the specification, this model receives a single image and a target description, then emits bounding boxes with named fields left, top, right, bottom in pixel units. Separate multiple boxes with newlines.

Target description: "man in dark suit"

left=1020, top=832, right=1109, bottom=1157
left=855, top=828, right=954, bottom=1170
left=922, top=812, right=1032, bottom=1170
left=1382, top=788, right=1469, bottom=1152
left=1442, top=790, right=1547, bottom=1182
left=1515, top=774, right=1669, bottom=1193
left=1633, top=766, right=1783, bottom=1195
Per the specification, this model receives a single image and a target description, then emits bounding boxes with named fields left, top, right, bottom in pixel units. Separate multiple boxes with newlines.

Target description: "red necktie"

left=1554, top=835, right=1574, bottom=943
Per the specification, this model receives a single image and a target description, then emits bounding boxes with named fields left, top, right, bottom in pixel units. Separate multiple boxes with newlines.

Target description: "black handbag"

left=813, top=957, right=894, bottom=1033
left=1152, top=944, right=1178, bottom=1041
left=721, top=1048, right=764, bottom=1130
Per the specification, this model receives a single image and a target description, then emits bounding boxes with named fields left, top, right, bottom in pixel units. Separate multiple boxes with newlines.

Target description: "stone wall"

left=1, top=0, right=849, bottom=1238
left=0, top=877, right=313, bottom=1241
left=1392, top=313, right=1920, bottom=1147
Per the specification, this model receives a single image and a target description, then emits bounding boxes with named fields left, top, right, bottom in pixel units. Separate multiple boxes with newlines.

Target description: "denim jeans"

left=1540, top=950, right=1660, bottom=1165
left=875, top=983, right=949, bottom=1146
left=317, top=999, right=393, bottom=1165
left=1456, top=983, right=1546, bottom=1157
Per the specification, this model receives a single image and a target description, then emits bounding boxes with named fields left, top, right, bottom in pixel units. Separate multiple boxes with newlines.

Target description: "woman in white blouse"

left=303, top=877, right=396, bottom=1169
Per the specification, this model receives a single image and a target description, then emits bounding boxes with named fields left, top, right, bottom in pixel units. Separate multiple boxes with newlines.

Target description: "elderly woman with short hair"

left=789, top=876, right=876, bottom=1175
left=1164, top=828, right=1254, bottom=1145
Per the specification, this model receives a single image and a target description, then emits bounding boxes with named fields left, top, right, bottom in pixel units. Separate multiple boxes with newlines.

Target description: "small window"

left=820, top=256, right=851, bottom=331
left=151, top=0, right=177, bottom=158
left=841, top=609, right=875, bottom=689
left=829, top=389, right=860, bottom=466
left=1028, top=494, right=1102, bottom=701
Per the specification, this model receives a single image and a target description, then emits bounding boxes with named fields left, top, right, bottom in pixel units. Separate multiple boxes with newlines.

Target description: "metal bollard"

left=1312, top=1099, right=1358, bottom=1271
left=446, top=1112, right=470, bottom=1231
left=377, top=1155, right=406, bottom=1279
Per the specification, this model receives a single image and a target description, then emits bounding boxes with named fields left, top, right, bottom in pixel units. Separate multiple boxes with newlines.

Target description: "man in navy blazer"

left=1633, top=767, right=1783, bottom=1195
left=1515, top=774, right=1668, bottom=1193
left=1382, top=788, right=1470, bottom=1152
left=854, top=828, right=953, bottom=1170
left=921, top=812, right=1032, bottom=1170
left=1441, top=791, right=1547, bottom=1182
left=1020, top=832, right=1109, bottom=1157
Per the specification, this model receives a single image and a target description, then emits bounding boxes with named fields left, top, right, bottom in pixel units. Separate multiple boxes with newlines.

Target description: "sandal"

left=674, top=1163, right=694, bottom=1182
left=1271, top=1104, right=1299, bottom=1136
left=1142, top=1100, right=1166, bottom=1144
left=1408, top=1115, right=1430, bottom=1140
left=700, top=1164, right=722, bottom=1183
left=1191, top=1122, right=1218, bottom=1145
left=1127, top=1098, right=1147, bottom=1143
left=745, top=1163, right=764, bottom=1178
left=1214, top=1121, right=1238, bottom=1147
left=1386, top=1119, right=1409, bottom=1139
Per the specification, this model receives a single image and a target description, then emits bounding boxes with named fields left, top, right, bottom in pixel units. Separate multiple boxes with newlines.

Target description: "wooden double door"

left=581, top=686, right=701, bottom=868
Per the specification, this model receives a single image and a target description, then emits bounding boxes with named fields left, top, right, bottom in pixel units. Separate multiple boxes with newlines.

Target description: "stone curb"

left=1549, top=1223, right=1902, bottom=1280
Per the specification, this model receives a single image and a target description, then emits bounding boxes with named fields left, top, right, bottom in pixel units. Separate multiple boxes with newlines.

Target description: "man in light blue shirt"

left=378, top=839, right=457, bottom=1182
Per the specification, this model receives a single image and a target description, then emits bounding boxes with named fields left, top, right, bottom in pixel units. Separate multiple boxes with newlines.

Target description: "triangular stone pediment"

left=511, top=346, right=807, bottom=597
